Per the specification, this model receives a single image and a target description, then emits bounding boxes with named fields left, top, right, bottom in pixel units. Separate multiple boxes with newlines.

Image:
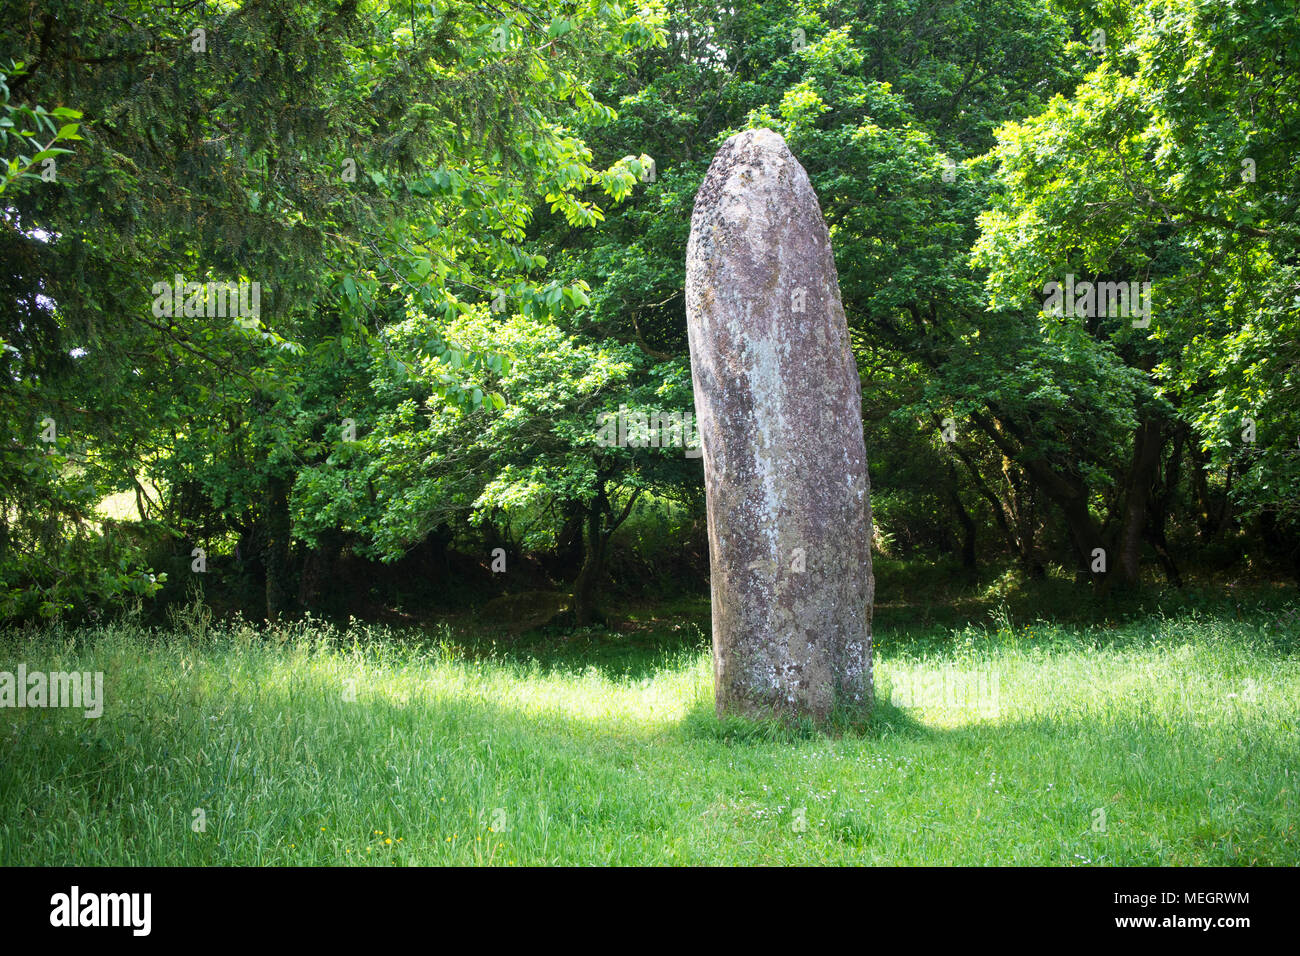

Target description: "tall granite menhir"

left=685, top=128, right=874, bottom=721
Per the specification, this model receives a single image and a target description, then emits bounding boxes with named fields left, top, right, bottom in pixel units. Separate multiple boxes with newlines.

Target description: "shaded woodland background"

left=2, top=0, right=1298, bottom=628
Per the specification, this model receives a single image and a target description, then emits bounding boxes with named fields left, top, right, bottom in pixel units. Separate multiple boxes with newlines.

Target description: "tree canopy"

left=3, top=0, right=1296, bottom=624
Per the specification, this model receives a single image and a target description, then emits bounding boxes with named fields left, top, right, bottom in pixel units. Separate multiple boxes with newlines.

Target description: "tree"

left=0, top=0, right=666, bottom=620
left=974, top=0, right=1300, bottom=581
left=295, top=303, right=701, bottom=625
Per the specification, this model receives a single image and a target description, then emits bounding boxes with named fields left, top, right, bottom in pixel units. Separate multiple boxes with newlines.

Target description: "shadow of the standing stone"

left=679, top=693, right=931, bottom=745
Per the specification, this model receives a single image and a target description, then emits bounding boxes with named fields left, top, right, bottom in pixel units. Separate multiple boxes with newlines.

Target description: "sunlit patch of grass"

left=1, top=601, right=1296, bottom=865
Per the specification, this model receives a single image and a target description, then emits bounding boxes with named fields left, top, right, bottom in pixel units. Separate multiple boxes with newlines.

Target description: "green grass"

left=1, top=598, right=1297, bottom=865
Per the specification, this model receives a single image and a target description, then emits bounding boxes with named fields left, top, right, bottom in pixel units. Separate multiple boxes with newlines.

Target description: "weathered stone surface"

left=685, top=128, right=874, bottom=721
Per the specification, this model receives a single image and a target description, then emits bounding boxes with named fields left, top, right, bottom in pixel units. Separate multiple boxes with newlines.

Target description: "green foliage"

left=3, top=0, right=1297, bottom=620
left=0, top=0, right=667, bottom=619
left=975, top=0, right=1300, bottom=527
left=295, top=299, right=699, bottom=563
left=0, top=61, right=82, bottom=195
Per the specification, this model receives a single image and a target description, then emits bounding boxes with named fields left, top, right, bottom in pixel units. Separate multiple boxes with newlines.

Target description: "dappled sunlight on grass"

left=1, top=603, right=1297, bottom=865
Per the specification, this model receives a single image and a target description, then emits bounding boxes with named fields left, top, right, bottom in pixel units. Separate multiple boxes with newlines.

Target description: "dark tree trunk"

left=570, top=481, right=641, bottom=627
left=1006, top=462, right=1045, bottom=577
left=1060, top=496, right=1107, bottom=579
left=234, top=515, right=266, bottom=614
left=573, top=501, right=606, bottom=627
left=948, top=438, right=1041, bottom=573
left=554, top=501, right=586, bottom=574
left=973, top=410, right=1103, bottom=580
left=1189, top=442, right=1230, bottom=543
left=947, top=464, right=977, bottom=571
left=1116, top=415, right=1166, bottom=588
left=298, top=527, right=341, bottom=612
left=264, top=473, right=294, bottom=620
left=1146, top=423, right=1184, bottom=587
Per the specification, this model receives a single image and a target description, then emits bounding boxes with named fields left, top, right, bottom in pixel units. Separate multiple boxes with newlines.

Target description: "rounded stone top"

left=689, top=128, right=818, bottom=236
left=729, top=127, right=789, bottom=152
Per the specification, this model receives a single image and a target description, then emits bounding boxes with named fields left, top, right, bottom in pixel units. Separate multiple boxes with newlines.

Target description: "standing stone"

left=685, top=128, right=874, bottom=722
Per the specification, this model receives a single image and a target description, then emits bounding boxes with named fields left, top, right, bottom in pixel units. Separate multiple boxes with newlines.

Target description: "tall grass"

left=1, top=600, right=1297, bottom=865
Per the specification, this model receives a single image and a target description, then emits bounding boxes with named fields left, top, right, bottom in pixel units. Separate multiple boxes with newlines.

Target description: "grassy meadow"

left=1, top=589, right=1297, bottom=866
